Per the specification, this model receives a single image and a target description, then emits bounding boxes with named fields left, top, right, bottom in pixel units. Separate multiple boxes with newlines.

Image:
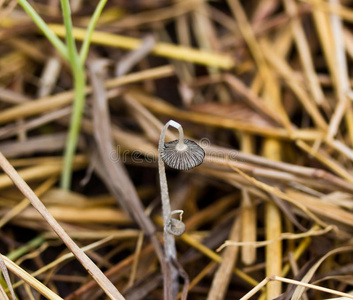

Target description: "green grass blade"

left=80, top=0, right=108, bottom=64
left=16, top=0, right=68, bottom=60
left=59, top=0, right=86, bottom=190
left=60, top=67, right=86, bottom=190
left=59, top=0, right=79, bottom=64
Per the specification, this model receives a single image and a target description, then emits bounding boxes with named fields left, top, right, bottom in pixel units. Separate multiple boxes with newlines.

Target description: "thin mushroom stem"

left=158, top=120, right=186, bottom=223
left=158, top=120, right=203, bottom=298
left=168, top=120, right=187, bottom=151
left=170, top=209, right=184, bottom=221
left=159, top=120, right=173, bottom=224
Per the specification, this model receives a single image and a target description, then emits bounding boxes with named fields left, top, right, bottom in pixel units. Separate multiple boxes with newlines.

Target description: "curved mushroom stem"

left=168, top=120, right=187, bottom=151
left=170, top=209, right=184, bottom=222
left=166, top=210, right=185, bottom=236
left=158, top=120, right=182, bottom=298
left=158, top=120, right=174, bottom=226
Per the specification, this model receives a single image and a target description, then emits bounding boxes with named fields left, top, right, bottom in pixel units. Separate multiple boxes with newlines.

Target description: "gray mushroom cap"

left=161, top=139, right=205, bottom=170
left=166, top=217, right=185, bottom=236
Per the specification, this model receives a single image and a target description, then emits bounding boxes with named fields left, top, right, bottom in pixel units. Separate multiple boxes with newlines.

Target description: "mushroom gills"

left=161, top=139, right=205, bottom=170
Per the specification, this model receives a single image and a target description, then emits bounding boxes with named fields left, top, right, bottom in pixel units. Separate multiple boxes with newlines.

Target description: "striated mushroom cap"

left=161, top=139, right=205, bottom=170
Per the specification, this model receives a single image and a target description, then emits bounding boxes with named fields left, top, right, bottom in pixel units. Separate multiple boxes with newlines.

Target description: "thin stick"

left=240, top=277, right=270, bottom=300
left=274, top=275, right=353, bottom=299
left=217, top=225, right=334, bottom=250
left=240, top=275, right=353, bottom=300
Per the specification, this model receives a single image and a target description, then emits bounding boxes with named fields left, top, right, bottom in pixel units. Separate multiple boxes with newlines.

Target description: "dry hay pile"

left=1, top=0, right=353, bottom=299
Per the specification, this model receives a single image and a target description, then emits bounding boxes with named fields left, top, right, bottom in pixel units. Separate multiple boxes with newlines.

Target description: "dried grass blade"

left=0, top=90, right=74, bottom=126
left=224, top=74, right=283, bottom=125
left=227, top=0, right=293, bottom=133
left=302, top=0, right=353, bottom=22
left=12, top=236, right=114, bottom=290
left=88, top=61, right=168, bottom=298
left=2, top=255, right=63, bottom=300
left=123, top=93, right=174, bottom=142
left=240, top=277, right=271, bottom=300
left=207, top=217, right=241, bottom=300
left=64, top=244, right=155, bottom=300
left=225, top=158, right=327, bottom=227
left=274, top=275, right=353, bottom=300
left=240, top=134, right=257, bottom=265
left=0, top=152, right=124, bottom=300
left=261, top=40, right=328, bottom=131
left=264, top=140, right=282, bottom=299
left=217, top=225, right=334, bottom=250
left=288, top=245, right=353, bottom=300
left=0, top=254, right=15, bottom=300
left=327, top=0, right=353, bottom=142
left=48, top=24, right=235, bottom=69
left=240, top=189, right=256, bottom=265
left=226, top=0, right=267, bottom=80
left=0, top=87, right=31, bottom=104
left=309, top=0, right=337, bottom=112
left=0, top=285, right=9, bottom=300
left=0, top=107, right=71, bottom=140
left=284, top=0, right=326, bottom=108
left=0, top=175, right=57, bottom=228
left=178, top=230, right=259, bottom=287
left=116, top=34, right=156, bottom=77
left=207, top=144, right=353, bottom=192
left=268, top=193, right=306, bottom=232
left=37, top=56, right=62, bottom=98
left=125, top=232, right=144, bottom=290
left=0, top=65, right=174, bottom=125
left=296, top=140, right=353, bottom=183
left=0, top=133, right=69, bottom=158
left=128, top=90, right=320, bottom=140
left=286, top=189, right=353, bottom=227
left=89, top=61, right=156, bottom=231
left=0, top=159, right=85, bottom=191
left=177, top=262, right=217, bottom=300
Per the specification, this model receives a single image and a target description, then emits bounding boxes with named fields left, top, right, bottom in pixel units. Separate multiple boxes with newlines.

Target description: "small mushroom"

left=161, top=139, right=205, bottom=170
left=158, top=120, right=205, bottom=297
left=160, top=120, right=205, bottom=171
left=165, top=210, right=185, bottom=236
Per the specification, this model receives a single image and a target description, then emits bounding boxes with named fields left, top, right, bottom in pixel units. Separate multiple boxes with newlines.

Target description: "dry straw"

left=3, top=0, right=353, bottom=299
